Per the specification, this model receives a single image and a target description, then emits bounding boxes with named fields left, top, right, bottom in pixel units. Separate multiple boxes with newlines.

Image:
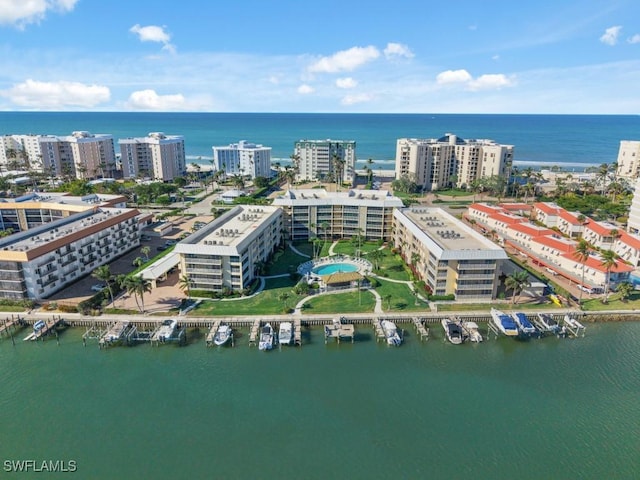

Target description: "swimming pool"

left=312, top=263, right=359, bottom=275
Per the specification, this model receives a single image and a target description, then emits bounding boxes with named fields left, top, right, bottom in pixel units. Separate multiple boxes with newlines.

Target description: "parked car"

left=165, top=239, right=177, bottom=246
left=156, top=245, right=168, bottom=251
left=91, top=284, right=106, bottom=292
left=140, top=234, right=151, bottom=241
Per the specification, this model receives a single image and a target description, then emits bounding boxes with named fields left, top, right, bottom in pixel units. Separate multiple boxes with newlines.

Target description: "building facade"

left=175, top=206, right=282, bottom=293
left=119, top=132, right=186, bottom=181
left=293, top=139, right=356, bottom=184
left=39, top=131, right=116, bottom=180
left=272, top=188, right=403, bottom=242
left=615, top=140, right=640, bottom=179
left=212, top=140, right=271, bottom=179
left=395, top=134, right=513, bottom=191
left=393, top=207, right=508, bottom=300
left=0, top=135, right=43, bottom=172
left=0, top=206, right=140, bottom=300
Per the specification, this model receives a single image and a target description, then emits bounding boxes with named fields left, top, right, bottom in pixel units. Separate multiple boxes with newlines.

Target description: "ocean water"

left=1, top=322, right=639, bottom=479
left=1, top=112, right=639, bottom=171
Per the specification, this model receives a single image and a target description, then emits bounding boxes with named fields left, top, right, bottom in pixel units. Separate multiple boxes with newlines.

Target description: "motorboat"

left=536, top=313, right=561, bottom=333
left=563, top=314, right=584, bottom=330
left=441, top=318, right=464, bottom=345
left=278, top=321, right=293, bottom=346
left=258, top=323, right=274, bottom=351
left=213, top=324, right=232, bottom=346
left=490, top=308, right=519, bottom=337
left=381, top=320, right=402, bottom=346
left=461, top=321, right=483, bottom=342
left=33, top=320, right=46, bottom=332
left=512, top=312, right=537, bottom=336
left=157, top=318, right=178, bottom=342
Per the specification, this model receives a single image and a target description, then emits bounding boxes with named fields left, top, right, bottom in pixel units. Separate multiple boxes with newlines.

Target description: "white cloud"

left=341, top=93, right=373, bottom=105
left=0, top=0, right=78, bottom=28
left=628, top=34, right=640, bottom=44
left=0, top=79, right=109, bottom=108
left=130, top=24, right=176, bottom=53
left=383, top=42, right=414, bottom=59
left=468, top=74, right=515, bottom=91
left=308, top=46, right=380, bottom=73
left=600, top=25, right=622, bottom=46
left=125, top=89, right=187, bottom=110
left=336, top=77, right=357, bottom=89
left=297, top=84, right=314, bottom=94
left=492, top=55, right=500, bottom=61
left=436, top=69, right=473, bottom=85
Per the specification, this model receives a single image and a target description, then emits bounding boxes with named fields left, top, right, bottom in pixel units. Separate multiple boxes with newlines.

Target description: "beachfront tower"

left=293, top=139, right=356, bottom=184
left=212, top=140, right=272, bottom=180
left=39, top=131, right=116, bottom=180
left=0, top=135, right=44, bottom=173
left=615, top=140, right=640, bottom=179
left=395, top=134, right=513, bottom=192
left=118, top=132, right=186, bottom=181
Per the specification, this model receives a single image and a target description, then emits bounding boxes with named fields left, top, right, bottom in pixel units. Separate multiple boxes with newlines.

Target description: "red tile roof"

left=489, top=213, right=526, bottom=225
left=585, top=220, right=617, bottom=236
left=469, top=203, right=503, bottom=215
left=499, top=203, right=532, bottom=212
left=558, top=210, right=582, bottom=225
left=561, top=252, right=634, bottom=273
left=533, top=202, right=561, bottom=215
left=508, top=223, right=555, bottom=237
left=532, top=235, right=577, bottom=252
left=618, top=232, right=640, bottom=250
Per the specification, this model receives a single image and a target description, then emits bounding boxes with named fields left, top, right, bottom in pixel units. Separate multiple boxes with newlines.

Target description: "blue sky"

left=0, top=0, right=639, bottom=113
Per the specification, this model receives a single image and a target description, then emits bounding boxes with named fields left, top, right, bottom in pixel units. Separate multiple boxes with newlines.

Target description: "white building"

left=212, top=140, right=271, bottom=179
left=119, top=132, right=185, bottom=181
left=174, top=206, right=282, bottom=293
left=627, top=179, right=640, bottom=235
left=393, top=207, right=508, bottom=300
left=395, top=133, right=513, bottom=191
left=0, top=135, right=43, bottom=172
left=293, top=139, right=356, bottom=184
left=615, top=140, right=640, bottom=179
left=39, top=131, right=116, bottom=180
left=0, top=205, right=140, bottom=300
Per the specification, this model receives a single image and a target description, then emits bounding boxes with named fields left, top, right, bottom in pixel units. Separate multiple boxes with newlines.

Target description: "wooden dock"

left=0, top=317, right=24, bottom=337
left=23, top=317, right=63, bottom=342
left=98, top=321, right=131, bottom=348
left=205, top=320, right=222, bottom=347
left=293, top=318, right=302, bottom=346
left=372, top=318, right=385, bottom=342
left=412, top=317, right=429, bottom=341
left=324, top=318, right=355, bottom=343
left=248, top=319, right=261, bottom=346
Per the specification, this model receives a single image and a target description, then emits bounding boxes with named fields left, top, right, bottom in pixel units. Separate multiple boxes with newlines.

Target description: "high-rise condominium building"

left=39, top=131, right=116, bottom=180
left=615, top=140, right=640, bottom=179
left=119, top=132, right=186, bottom=181
left=212, top=140, right=271, bottom=179
left=0, top=135, right=43, bottom=172
left=395, top=133, right=513, bottom=191
left=293, top=139, right=356, bottom=184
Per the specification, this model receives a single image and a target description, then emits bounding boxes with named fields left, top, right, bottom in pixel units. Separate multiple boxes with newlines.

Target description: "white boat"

left=462, top=321, right=483, bottom=342
left=213, top=324, right=232, bottom=346
left=441, top=318, right=465, bottom=345
left=563, top=314, right=584, bottom=330
left=512, top=312, right=537, bottom=336
left=381, top=320, right=402, bottom=346
left=258, top=323, right=274, bottom=351
left=490, top=308, right=519, bottom=336
left=536, top=313, right=561, bottom=333
left=156, top=318, right=178, bottom=342
left=33, top=320, right=46, bottom=332
left=278, top=321, right=293, bottom=346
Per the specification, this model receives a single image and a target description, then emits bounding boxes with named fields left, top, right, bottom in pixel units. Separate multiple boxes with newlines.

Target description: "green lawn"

left=436, top=302, right=560, bottom=312
left=266, top=246, right=309, bottom=275
left=434, top=189, right=473, bottom=197
left=300, top=290, right=376, bottom=314
left=331, top=239, right=383, bottom=256
left=375, top=279, right=427, bottom=312
left=373, top=249, right=411, bottom=281
left=581, top=291, right=640, bottom=311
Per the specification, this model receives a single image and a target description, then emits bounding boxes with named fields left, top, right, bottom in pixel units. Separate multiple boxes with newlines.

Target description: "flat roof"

left=400, top=207, right=507, bottom=259
left=273, top=188, right=403, bottom=207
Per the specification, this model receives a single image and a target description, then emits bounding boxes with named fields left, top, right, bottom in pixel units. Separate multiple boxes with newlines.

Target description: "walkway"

left=289, top=243, right=311, bottom=258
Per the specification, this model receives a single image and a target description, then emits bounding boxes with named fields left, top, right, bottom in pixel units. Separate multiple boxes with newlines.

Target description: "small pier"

left=23, top=317, right=64, bottom=342
left=0, top=316, right=25, bottom=337
left=293, top=317, right=302, bottom=346
left=324, top=317, right=355, bottom=344
left=372, top=318, right=385, bottom=342
left=98, top=321, right=131, bottom=348
left=205, top=320, right=222, bottom=347
left=412, top=317, right=429, bottom=341
left=532, top=313, right=563, bottom=337
left=150, top=322, right=186, bottom=346
left=562, top=314, right=586, bottom=338
left=248, top=319, right=261, bottom=347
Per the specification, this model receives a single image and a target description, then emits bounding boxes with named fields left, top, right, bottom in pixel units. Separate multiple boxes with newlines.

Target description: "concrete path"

left=289, top=244, right=311, bottom=258
left=327, top=240, right=339, bottom=256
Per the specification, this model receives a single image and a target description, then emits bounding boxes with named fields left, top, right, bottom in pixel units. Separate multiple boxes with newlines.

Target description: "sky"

left=0, top=0, right=639, bottom=114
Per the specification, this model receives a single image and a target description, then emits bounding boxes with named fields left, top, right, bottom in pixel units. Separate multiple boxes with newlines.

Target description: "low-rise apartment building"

left=174, top=206, right=282, bottom=293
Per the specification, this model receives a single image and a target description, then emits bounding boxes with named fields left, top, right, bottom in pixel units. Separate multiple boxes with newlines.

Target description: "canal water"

left=1, top=321, right=638, bottom=479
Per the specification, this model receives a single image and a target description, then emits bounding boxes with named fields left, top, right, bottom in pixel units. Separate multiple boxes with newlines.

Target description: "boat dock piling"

left=293, top=318, right=302, bottom=346
left=205, top=320, right=222, bottom=347
left=248, top=319, right=261, bottom=347
left=150, top=322, right=186, bottom=346
left=0, top=316, right=26, bottom=345
left=23, top=316, right=64, bottom=342
left=372, top=318, right=385, bottom=342
left=324, top=317, right=355, bottom=343
left=98, top=321, right=131, bottom=348
left=412, top=317, right=429, bottom=341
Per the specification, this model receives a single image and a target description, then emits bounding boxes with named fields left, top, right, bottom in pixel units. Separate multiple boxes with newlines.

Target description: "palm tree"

left=599, top=249, right=618, bottom=304
left=505, top=270, right=531, bottom=304
left=123, top=275, right=152, bottom=313
left=91, top=265, right=114, bottom=307
left=367, top=248, right=383, bottom=270
left=384, top=294, right=392, bottom=311
left=278, top=292, right=290, bottom=310
left=140, top=246, right=151, bottom=261
left=617, top=281, right=634, bottom=302
left=178, top=275, right=192, bottom=300
left=574, top=239, right=592, bottom=305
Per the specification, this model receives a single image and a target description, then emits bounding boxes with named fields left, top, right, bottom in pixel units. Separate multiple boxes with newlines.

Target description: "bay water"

left=1, top=321, right=639, bottom=479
